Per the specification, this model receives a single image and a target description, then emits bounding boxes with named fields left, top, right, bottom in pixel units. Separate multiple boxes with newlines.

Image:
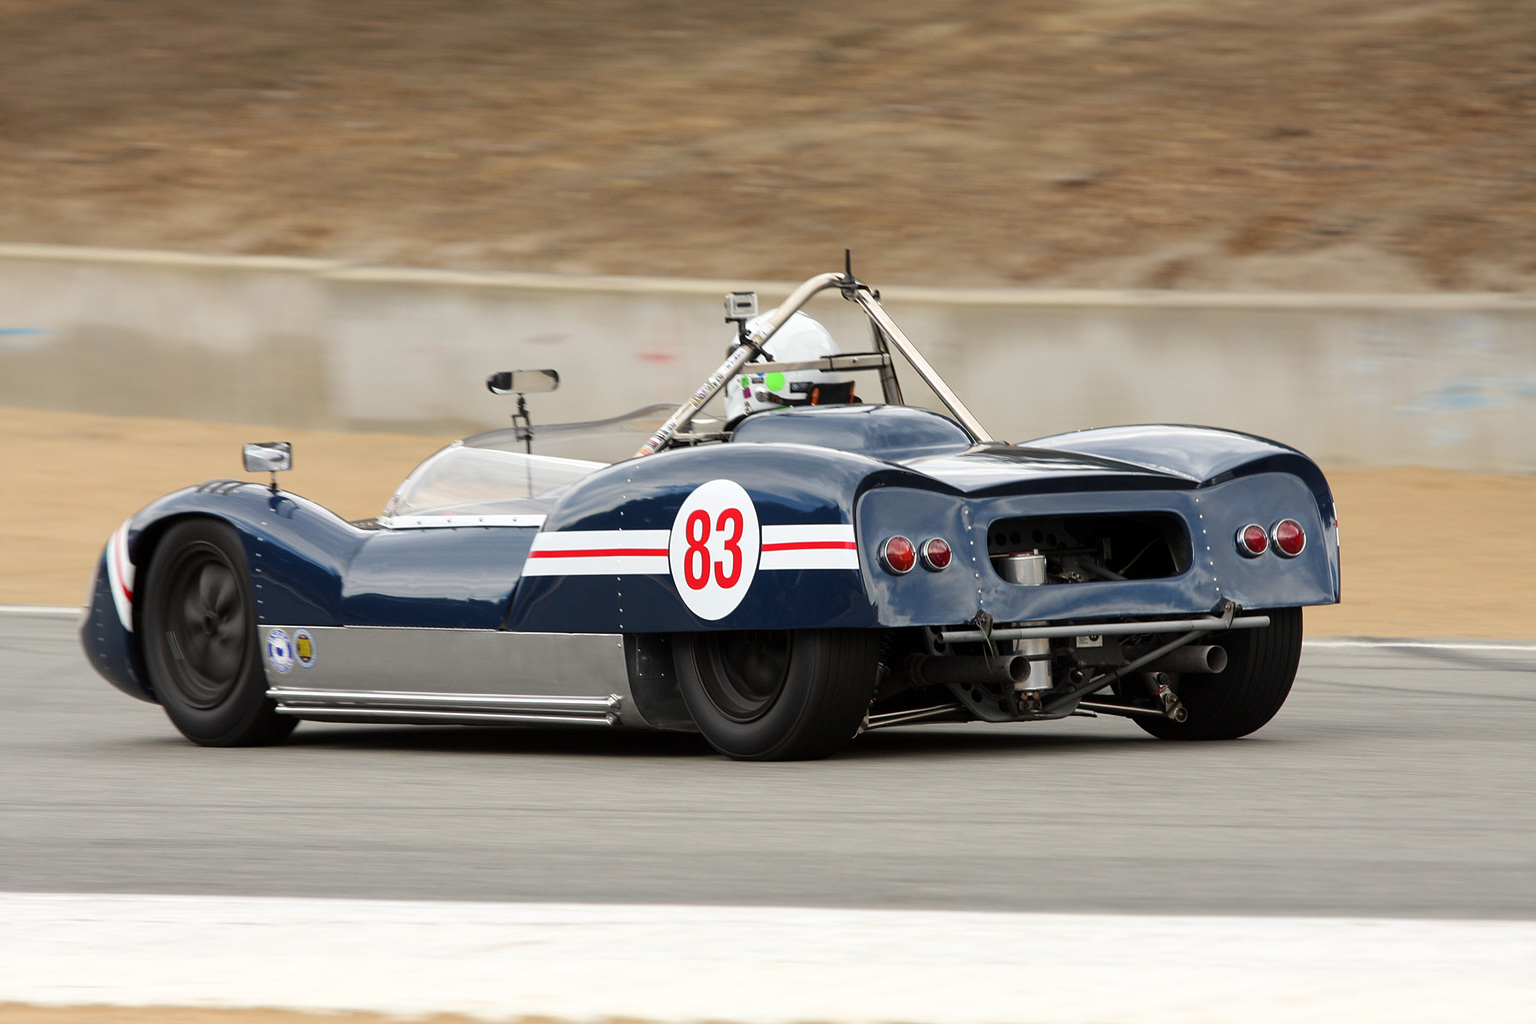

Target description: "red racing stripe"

left=761, top=541, right=858, bottom=552
left=527, top=548, right=669, bottom=559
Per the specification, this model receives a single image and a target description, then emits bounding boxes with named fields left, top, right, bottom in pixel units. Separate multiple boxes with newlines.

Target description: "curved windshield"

left=387, top=443, right=607, bottom=517
left=462, top=404, right=713, bottom=465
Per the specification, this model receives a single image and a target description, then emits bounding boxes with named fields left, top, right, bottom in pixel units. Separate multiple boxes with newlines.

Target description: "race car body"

left=82, top=266, right=1339, bottom=759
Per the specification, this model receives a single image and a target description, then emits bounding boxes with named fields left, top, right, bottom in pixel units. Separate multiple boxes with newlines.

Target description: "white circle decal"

left=669, top=479, right=761, bottom=621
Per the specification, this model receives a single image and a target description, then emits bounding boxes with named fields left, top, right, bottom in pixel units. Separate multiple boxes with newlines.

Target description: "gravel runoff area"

left=3, top=405, right=1534, bottom=638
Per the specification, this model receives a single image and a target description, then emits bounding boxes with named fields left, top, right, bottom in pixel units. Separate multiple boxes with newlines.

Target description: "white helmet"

left=724, top=310, right=852, bottom=424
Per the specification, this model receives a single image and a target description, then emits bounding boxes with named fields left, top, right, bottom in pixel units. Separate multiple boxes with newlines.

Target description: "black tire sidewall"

left=674, top=629, right=875, bottom=760
left=142, top=519, right=293, bottom=746
left=1133, top=606, right=1303, bottom=741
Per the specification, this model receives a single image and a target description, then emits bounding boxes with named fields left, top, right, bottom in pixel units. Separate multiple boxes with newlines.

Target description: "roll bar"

left=635, top=269, right=994, bottom=457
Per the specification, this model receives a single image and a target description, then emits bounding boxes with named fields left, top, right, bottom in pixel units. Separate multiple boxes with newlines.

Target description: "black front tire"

left=1132, top=607, right=1303, bottom=741
left=674, top=629, right=879, bottom=760
left=141, top=519, right=297, bottom=747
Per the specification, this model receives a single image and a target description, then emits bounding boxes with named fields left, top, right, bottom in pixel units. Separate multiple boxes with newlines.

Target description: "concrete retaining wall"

left=3, top=243, right=1534, bottom=471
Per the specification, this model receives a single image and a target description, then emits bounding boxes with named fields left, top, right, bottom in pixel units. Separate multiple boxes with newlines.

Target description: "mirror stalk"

left=514, top=393, right=533, bottom=455
left=487, top=369, right=561, bottom=456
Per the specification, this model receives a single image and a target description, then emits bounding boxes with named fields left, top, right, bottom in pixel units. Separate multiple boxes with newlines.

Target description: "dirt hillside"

left=2, top=0, right=1534, bottom=291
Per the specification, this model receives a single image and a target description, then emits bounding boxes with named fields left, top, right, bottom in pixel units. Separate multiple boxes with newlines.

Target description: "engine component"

left=1070, top=633, right=1124, bottom=668
left=993, top=552, right=1052, bottom=692
left=994, top=551, right=1046, bottom=585
left=1145, top=671, right=1189, bottom=722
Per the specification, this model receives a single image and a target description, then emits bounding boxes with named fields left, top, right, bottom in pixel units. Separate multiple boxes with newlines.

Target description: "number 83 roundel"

left=668, top=479, right=761, bottom=620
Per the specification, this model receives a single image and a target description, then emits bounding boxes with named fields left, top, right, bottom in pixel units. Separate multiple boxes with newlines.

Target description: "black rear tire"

left=674, top=629, right=879, bottom=760
left=142, top=519, right=297, bottom=747
left=1132, top=607, right=1303, bottom=741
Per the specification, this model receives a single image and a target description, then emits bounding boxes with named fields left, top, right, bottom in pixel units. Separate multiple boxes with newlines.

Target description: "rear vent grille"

left=988, top=513, right=1189, bottom=583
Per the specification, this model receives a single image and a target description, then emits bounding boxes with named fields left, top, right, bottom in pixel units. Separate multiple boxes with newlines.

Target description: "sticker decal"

left=266, top=629, right=294, bottom=674
left=294, top=628, right=316, bottom=669
left=668, top=479, right=761, bottom=621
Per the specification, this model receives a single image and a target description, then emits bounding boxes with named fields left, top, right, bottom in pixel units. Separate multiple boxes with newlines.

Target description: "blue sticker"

left=266, top=629, right=294, bottom=674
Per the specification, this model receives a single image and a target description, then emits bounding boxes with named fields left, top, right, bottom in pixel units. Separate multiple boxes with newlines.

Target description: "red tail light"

left=1236, top=523, right=1268, bottom=557
left=1271, top=519, right=1306, bottom=557
left=880, top=536, right=916, bottom=575
left=920, top=538, right=952, bottom=571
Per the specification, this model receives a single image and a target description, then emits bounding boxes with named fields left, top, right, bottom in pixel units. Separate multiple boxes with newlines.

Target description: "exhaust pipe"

left=906, top=653, right=1034, bottom=688
left=1146, top=645, right=1228, bottom=675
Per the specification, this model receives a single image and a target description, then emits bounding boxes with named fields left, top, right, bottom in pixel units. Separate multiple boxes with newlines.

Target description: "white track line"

left=4, top=604, right=1533, bottom=651
left=1304, top=638, right=1536, bottom=652
left=2, top=893, right=1532, bottom=1024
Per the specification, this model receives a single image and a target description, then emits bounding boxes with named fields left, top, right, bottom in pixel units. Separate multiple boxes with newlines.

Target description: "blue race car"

left=82, top=265, right=1339, bottom=760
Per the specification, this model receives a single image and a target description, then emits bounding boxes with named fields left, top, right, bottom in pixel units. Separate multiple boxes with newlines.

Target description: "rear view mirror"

left=487, top=369, right=560, bottom=395
left=243, top=442, right=292, bottom=473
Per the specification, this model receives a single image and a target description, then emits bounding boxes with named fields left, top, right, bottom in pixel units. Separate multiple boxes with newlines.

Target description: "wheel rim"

left=160, top=543, right=248, bottom=709
left=697, top=630, right=793, bottom=723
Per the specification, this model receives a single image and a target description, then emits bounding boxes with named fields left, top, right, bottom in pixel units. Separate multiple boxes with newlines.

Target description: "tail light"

left=880, top=536, right=916, bottom=575
left=1236, top=523, right=1268, bottom=557
left=920, top=538, right=952, bottom=571
left=1271, top=519, right=1306, bottom=557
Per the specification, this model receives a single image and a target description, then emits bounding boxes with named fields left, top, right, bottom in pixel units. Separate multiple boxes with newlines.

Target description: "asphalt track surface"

left=3, top=611, right=1533, bottom=920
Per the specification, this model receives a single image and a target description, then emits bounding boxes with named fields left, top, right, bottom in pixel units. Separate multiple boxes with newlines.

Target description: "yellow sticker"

left=294, top=629, right=316, bottom=668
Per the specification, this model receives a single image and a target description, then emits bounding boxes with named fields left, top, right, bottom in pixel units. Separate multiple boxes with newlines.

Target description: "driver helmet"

left=724, top=310, right=853, bottom=424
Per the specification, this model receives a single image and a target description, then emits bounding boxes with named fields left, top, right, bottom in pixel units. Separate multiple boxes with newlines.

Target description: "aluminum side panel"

left=258, top=626, right=644, bottom=725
